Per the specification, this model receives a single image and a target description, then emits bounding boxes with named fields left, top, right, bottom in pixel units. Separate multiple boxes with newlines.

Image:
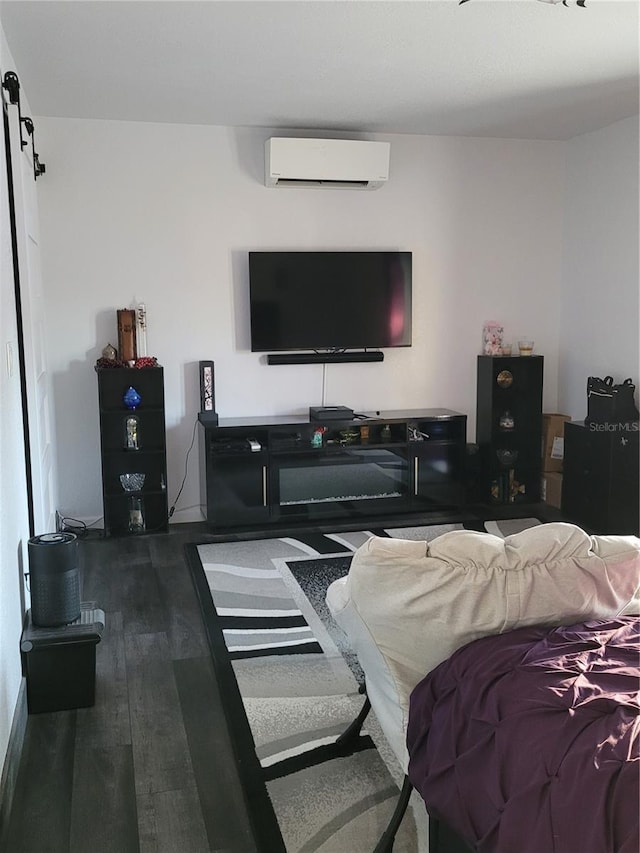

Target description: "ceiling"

left=1, top=0, right=638, bottom=140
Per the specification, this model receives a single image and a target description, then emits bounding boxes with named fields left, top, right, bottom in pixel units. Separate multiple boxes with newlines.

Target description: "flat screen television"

left=249, top=251, right=412, bottom=352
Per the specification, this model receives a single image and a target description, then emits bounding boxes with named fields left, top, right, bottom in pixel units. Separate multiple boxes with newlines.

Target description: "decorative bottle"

left=123, top=386, right=141, bottom=410
left=128, top=496, right=145, bottom=533
left=125, top=415, right=140, bottom=450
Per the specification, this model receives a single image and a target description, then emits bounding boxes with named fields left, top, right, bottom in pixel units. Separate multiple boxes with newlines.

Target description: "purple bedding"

left=406, top=617, right=639, bottom=853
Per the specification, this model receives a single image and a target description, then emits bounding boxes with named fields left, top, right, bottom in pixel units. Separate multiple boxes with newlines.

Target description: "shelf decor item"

left=119, top=473, right=145, bottom=492
left=124, top=415, right=140, bottom=450
left=199, top=360, right=216, bottom=412
left=518, top=340, right=534, bottom=356
left=128, top=496, right=145, bottom=533
left=482, top=321, right=503, bottom=356
left=133, top=356, right=158, bottom=369
left=499, top=411, right=515, bottom=430
left=496, top=370, right=514, bottom=389
left=101, top=343, right=117, bottom=360
left=117, top=309, right=137, bottom=364
left=123, top=386, right=141, bottom=410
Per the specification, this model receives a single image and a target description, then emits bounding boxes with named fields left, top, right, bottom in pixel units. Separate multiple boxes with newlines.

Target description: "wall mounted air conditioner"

left=265, top=137, right=390, bottom=190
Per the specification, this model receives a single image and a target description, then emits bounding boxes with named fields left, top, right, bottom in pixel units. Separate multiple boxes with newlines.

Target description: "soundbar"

left=267, top=351, right=384, bottom=365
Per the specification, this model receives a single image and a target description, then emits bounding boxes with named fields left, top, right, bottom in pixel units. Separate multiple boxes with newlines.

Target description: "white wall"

left=559, top=116, right=639, bottom=420
left=0, top=21, right=31, bottom=805
left=36, top=119, right=565, bottom=524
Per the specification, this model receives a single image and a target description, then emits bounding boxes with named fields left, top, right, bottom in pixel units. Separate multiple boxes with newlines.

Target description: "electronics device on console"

left=309, top=406, right=354, bottom=421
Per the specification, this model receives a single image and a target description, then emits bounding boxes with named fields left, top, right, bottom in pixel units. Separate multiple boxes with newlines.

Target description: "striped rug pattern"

left=205, top=560, right=323, bottom=659
left=192, top=518, right=541, bottom=853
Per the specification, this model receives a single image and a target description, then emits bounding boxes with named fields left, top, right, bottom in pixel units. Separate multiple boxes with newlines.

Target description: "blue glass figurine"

left=123, top=386, right=141, bottom=410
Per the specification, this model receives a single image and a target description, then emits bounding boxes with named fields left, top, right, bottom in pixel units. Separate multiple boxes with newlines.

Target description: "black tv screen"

left=249, top=251, right=412, bottom=352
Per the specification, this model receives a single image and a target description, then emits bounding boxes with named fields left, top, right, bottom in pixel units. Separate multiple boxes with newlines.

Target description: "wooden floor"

left=2, top=505, right=564, bottom=853
left=2, top=524, right=258, bottom=853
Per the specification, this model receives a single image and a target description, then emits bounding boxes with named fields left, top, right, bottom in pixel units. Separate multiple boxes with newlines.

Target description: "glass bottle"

left=128, top=496, right=145, bottom=533
left=125, top=415, right=140, bottom=450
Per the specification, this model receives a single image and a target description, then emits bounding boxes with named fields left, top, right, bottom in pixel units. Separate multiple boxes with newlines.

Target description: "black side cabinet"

left=562, top=421, right=639, bottom=535
left=476, top=355, right=543, bottom=504
left=409, top=415, right=467, bottom=510
left=97, top=366, right=168, bottom=536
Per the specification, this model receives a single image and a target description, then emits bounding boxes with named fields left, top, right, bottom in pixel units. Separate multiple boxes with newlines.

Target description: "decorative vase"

left=124, top=415, right=140, bottom=450
left=499, top=411, right=515, bottom=430
left=482, top=321, right=503, bottom=356
left=123, top=386, right=141, bottom=410
left=101, top=342, right=117, bottom=360
left=128, top=496, right=145, bottom=533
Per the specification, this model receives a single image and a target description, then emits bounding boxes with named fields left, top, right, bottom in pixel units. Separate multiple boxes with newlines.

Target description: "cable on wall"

left=168, top=417, right=199, bottom=519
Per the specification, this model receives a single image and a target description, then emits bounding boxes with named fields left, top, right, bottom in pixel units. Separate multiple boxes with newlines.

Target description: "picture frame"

left=199, top=360, right=217, bottom=417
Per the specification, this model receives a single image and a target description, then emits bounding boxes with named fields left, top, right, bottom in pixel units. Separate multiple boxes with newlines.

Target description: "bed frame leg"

left=372, top=775, right=413, bottom=853
left=335, top=693, right=371, bottom=753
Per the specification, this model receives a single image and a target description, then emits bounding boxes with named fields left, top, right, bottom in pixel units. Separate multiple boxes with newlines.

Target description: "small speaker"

left=28, top=533, right=80, bottom=627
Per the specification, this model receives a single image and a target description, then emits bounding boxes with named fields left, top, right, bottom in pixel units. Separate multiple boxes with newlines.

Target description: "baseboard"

left=0, top=679, right=28, bottom=847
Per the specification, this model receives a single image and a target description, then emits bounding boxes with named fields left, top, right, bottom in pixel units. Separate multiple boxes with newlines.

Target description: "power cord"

left=59, top=515, right=104, bottom=538
left=168, top=417, right=198, bottom=519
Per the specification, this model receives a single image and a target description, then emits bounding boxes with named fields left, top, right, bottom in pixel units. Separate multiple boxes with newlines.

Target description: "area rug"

left=186, top=518, right=541, bottom=853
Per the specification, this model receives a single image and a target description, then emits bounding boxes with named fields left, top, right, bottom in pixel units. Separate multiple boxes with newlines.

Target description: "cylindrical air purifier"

left=28, top=532, right=80, bottom=627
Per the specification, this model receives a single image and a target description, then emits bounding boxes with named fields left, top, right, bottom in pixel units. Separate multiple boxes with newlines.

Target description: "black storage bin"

left=21, top=603, right=105, bottom=714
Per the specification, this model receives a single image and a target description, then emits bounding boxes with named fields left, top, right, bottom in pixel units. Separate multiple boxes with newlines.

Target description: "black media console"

left=198, top=409, right=467, bottom=528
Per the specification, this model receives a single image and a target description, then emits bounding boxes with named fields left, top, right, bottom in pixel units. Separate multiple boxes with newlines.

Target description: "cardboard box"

left=541, top=471, right=563, bottom=509
left=542, top=413, right=571, bottom=472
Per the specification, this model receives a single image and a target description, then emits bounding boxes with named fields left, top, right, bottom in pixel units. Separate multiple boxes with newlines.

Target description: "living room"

left=0, top=2, right=638, bottom=851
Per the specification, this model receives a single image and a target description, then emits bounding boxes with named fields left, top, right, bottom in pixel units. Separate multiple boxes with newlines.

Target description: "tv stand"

left=198, top=408, right=466, bottom=528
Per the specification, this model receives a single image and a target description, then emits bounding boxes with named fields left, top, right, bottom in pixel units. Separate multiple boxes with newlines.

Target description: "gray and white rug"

left=187, top=518, right=541, bottom=853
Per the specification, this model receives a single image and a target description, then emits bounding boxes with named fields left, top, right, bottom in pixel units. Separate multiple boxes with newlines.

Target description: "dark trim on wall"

left=0, top=680, right=28, bottom=847
left=2, top=92, right=34, bottom=537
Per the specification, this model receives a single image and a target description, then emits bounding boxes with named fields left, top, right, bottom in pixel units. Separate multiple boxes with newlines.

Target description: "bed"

left=326, top=522, right=640, bottom=853
left=407, top=616, right=639, bottom=853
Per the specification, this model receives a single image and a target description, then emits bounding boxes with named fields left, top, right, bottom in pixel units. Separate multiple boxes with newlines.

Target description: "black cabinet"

left=562, top=421, right=639, bottom=535
left=476, top=355, right=543, bottom=504
left=200, top=427, right=270, bottom=527
left=409, top=416, right=467, bottom=509
left=97, top=367, right=168, bottom=536
left=199, top=409, right=467, bottom=528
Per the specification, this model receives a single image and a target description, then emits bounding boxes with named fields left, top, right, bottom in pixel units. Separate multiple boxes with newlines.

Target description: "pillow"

left=331, top=523, right=640, bottom=725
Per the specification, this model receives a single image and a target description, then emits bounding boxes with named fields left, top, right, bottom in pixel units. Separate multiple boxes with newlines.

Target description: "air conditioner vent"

left=265, top=138, right=390, bottom=190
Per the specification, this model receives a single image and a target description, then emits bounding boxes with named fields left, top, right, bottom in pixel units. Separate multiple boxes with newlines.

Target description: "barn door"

left=3, top=75, right=57, bottom=535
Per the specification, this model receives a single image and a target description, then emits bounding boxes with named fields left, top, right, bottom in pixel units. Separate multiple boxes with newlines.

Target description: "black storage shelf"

left=476, top=355, right=544, bottom=505
left=199, top=408, right=467, bottom=528
left=97, top=367, right=169, bottom=536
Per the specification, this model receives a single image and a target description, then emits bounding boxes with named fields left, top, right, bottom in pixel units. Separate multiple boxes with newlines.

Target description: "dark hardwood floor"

left=2, top=524, right=258, bottom=853
left=2, top=505, right=564, bottom=853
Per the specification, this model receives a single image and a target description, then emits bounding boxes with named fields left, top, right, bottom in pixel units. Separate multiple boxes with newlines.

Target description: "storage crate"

left=21, top=604, right=105, bottom=714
